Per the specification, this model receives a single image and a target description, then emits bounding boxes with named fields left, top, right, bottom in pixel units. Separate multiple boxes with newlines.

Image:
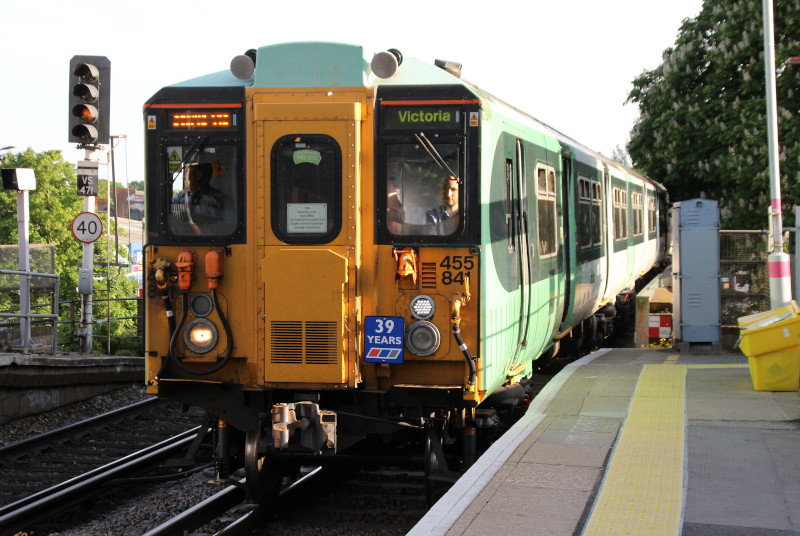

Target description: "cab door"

left=254, top=100, right=361, bottom=387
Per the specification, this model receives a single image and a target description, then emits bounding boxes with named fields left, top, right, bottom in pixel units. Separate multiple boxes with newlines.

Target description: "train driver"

left=171, top=163, right=230, bottom=229
left=426, top=176, right=460, bottom=235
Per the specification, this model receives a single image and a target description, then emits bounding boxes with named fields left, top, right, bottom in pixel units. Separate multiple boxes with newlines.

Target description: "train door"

left=515, top=140, right=532, bottom=350
left=255, top=100, right=362, bottom=387
left=559, top=154, right=574, bottom=329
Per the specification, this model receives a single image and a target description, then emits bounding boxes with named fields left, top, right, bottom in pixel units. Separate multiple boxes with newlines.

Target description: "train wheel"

left=424, top=423, right=454, bottom=505
left=584, top=315, right=599, bottom=353
left=244, top=429, right=282, bottom=503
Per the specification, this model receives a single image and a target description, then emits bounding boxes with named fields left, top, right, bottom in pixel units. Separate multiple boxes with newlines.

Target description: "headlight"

left=406, top=320, right=440, bottom=356
left=410, top=295, right=435, bottom=320
left=184, top=318, right=218, bottom=354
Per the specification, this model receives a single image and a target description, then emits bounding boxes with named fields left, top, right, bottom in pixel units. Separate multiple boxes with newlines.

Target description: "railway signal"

left=68, top=55, right=111, bottom=146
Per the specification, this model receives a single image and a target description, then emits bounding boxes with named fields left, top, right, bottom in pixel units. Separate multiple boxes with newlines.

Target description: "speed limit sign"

left=71, top=212, right=103, bottom=243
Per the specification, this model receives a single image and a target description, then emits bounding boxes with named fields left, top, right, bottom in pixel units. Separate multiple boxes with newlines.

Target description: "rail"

left=0, top=427, right=200, bottom=535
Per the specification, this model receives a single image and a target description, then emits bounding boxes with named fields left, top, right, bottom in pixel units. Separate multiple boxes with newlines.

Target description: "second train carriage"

left=143, top=42, right=668, bottom=500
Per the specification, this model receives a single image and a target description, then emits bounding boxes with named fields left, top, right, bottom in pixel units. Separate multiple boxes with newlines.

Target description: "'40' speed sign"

left=71, top=212, right=103, bottom=243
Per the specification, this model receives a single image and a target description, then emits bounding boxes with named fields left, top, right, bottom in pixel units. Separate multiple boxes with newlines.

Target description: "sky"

left=2, top=0, right=704, bottom=187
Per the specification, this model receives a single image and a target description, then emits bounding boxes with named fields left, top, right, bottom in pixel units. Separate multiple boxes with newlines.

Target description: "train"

left=142, top=42, right=669, bottom=502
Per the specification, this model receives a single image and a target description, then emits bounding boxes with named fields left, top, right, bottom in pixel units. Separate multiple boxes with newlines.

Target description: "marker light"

left=189, top=293, right=214, bottom=318
left=406, top=320, right=441, bottom=357
left=410, top=295, right=435, bottom=320
left=184, top=318, right=218, bottom=354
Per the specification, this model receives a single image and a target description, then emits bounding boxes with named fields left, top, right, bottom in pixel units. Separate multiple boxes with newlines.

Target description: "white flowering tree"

left=627, top=0, right=800, bottom=229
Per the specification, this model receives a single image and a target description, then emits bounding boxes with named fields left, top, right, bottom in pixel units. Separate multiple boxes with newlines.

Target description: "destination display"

left=384, top=106, right=461, bottom=131
left=170, top=110, right=237, bottom=129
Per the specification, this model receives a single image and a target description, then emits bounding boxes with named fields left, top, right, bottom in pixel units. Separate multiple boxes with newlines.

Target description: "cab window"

left=167, top=144, right=239, bottom=237
left=384, top=142, right=461, bottom=236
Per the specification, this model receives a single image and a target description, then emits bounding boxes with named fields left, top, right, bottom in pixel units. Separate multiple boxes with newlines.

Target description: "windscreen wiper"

left=414, top=132, right=461, bottom=183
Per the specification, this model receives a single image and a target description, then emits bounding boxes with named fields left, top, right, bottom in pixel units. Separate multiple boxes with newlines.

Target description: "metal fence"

left=0, top=243, right=143, bottom=354
left=0, top=245, right=60, bottom=352
left=719, top=230, right=771, bottom=327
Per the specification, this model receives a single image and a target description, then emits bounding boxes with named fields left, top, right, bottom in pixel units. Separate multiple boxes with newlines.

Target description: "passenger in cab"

left=426, top=176, right=460, bottom=235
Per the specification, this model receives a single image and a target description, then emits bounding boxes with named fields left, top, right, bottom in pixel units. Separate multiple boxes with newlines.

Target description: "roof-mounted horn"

left=371, top=48, right=403, bottom=79
left=434, top=59, right=462, bottom=78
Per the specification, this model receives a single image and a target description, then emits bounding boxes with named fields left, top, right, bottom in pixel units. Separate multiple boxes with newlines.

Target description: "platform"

left=410, top=347, right=800, bottom=536
left=0, top=352, right=144, bottom=422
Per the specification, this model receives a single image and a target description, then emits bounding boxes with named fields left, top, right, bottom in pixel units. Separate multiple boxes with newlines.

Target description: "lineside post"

left=762, top=0, right=792, bottom=307
left=77, top=147, right=100, bottom=354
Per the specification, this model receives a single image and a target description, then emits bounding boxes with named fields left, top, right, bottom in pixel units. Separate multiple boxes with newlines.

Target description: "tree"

left=0, top=148, right=138, bottom=353
left=627, top=0, right=800, bottom=229
left=611, top=145, right=631, bottom=167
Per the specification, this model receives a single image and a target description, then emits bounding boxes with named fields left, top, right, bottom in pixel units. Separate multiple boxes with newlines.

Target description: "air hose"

left=451, top=298, right=477, bottom=386
left=152, top=258, right=175, bottom=381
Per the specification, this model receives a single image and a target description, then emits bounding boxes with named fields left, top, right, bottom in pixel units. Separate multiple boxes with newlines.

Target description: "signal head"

left=67, top=55, right=110, bottom=145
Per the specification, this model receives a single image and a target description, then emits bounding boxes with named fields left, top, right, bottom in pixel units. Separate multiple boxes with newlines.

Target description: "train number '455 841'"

left=440, top=255, right=475, bottom=285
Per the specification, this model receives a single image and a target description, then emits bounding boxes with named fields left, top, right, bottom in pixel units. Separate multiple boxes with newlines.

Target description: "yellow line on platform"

left=582, top=364, right=686, bottom=536
left=687, top=364, right=749, bottom=369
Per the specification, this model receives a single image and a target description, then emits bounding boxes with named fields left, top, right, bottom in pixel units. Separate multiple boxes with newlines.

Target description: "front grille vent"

left=270, top=321, right=338, bottom=364
left=420, top=262, right=437, bottom=289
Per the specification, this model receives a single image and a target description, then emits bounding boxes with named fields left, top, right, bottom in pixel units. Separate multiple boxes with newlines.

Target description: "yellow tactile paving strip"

left=582, top=364, right=687, bottom=536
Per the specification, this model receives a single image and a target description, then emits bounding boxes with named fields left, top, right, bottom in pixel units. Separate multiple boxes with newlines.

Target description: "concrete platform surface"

left=409, top=348, right=800, bottom=536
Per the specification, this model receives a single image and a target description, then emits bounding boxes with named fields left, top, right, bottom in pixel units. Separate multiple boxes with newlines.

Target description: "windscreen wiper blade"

left=415, top=132, right=460, bottom=183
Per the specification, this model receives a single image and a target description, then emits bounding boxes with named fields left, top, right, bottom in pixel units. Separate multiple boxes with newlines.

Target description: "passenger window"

left=537, top=166, right=557, bottom=257
left=272, top=135, right=341, bottom=243
left=613, top=186, right=629, bottom=240
left=578, top=175, right=602, bottom=248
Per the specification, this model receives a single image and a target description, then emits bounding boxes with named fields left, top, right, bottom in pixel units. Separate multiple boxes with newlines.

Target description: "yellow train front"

left=143, top=43, right=502, bottom=501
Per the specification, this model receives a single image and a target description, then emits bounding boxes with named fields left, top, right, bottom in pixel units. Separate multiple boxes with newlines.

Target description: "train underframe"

left=158, top=280, right=651, bottom=504
left=159, top=378, right=532, bottom=504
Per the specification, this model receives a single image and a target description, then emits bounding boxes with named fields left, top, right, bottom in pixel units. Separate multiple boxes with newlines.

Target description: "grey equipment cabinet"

left=672, top=199, right=721, bottom=350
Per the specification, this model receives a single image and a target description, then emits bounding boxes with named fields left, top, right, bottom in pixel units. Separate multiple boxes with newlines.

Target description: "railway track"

left=143, top=371, right=561, bottom=536
left=0, top=398, right=208, bottom=535
left=2, top=368, right=557, bottom=535
left=142, top=465, right=427, bottom=536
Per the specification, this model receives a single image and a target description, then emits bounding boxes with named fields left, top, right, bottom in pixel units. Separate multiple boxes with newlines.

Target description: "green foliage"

left=0, top=149, right=140, bottom=354
left=0, top=149, right=83, bottom=297
left=627, top=0, right=800, bottom=229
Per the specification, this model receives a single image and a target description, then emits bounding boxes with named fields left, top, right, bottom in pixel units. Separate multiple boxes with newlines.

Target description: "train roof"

left=159, top=42, right=660, bottom=188
left=168, top=42, right=458, bottom=89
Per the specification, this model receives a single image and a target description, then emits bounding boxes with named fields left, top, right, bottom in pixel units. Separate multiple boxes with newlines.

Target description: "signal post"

left=68, top=55, right=110, bottom=353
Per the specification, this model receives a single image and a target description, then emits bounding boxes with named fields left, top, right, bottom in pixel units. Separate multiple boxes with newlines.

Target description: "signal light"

left=68, top=55, right=110, bottom=145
